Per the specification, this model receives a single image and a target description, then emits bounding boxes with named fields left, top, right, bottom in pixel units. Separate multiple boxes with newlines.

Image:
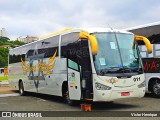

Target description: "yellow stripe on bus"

left=39, top=28, right=73, bottom=40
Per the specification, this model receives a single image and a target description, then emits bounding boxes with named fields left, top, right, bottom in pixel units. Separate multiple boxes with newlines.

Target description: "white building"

left=17, top=36, right=27, bottom=42
left=0, top=28, right=7, bottom=37
left=17, top=36, right=39, bottom=43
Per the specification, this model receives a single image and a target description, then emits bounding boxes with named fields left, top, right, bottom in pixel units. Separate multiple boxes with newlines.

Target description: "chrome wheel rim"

left=153, top=82, right=160, bottom=95
left=19, top=83, right=23, bottom=95
left=20, top=87, right=23, bottom=95
left=64, top=90, right=71, bottom=103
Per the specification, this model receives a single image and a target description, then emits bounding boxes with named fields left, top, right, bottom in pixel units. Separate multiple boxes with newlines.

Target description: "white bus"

left=125, top=22, right=160, bottom=97
left=9, top=28, right=152, bottom=105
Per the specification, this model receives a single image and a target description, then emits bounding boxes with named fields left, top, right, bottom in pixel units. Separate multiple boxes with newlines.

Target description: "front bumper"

left=93, top=87, right=145, bottom=102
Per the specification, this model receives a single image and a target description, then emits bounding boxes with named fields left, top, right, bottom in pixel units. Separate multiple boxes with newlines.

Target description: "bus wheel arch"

left=148, top=78, right=160, bottom=97
left=62, top=81, right=68, bottom=98
left=18, top=80, right=25, bottom=96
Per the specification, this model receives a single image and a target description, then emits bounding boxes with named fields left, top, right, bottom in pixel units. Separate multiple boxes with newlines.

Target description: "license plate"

left=121, top=92, right=130, bottom=96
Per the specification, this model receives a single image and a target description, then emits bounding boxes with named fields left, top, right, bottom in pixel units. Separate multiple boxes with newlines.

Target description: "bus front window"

left=93, top=33, right=142, bottom=76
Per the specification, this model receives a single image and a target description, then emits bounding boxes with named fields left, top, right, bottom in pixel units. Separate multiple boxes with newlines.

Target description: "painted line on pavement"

left=0, top=93, right=20, bottom=97
left=0, top=81, right=9, bottom=85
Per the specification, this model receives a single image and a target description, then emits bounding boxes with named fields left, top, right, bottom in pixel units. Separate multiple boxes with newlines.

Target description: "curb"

left=0, top=81, right=9, bottom=85
left=0, top=93, right=20, bottom=97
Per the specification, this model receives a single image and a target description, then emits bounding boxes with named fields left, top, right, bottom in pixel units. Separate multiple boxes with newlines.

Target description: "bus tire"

left=151, top=80, right=160, bottom=98
left=19, top=81, right=25, bottom=96
left=62, top=85, right=78, bottom=106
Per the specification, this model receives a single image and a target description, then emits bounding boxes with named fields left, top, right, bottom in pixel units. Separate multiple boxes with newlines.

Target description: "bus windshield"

left=93, top=32, right=143, bottom=75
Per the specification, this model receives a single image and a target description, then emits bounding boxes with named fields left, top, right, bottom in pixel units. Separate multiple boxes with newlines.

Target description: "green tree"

left=0, top=55, right=8, bottom=67
left=0, top=48, right=9, bottom=67
left=0, top=39, right=25, bottom=67
left=0, top=37, right=9, bottom=46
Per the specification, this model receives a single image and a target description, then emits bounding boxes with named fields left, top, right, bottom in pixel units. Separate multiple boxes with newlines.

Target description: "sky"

left=0, top=0, right=160, bottom=40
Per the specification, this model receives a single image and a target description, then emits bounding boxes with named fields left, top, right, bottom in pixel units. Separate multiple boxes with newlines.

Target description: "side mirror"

left=134, top=35, right=152, bottom=53
left=79, top=31, right=98, bottom=55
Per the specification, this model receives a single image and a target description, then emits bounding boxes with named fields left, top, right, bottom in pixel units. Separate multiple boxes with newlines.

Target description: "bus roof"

left=10, top=28, right=132, bottom=51
left=124, top=21, right=160, bottom=37
left=40, top=28, right=132, bottom=40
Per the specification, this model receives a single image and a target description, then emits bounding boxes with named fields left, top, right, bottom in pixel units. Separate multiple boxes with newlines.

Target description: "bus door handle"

left=71, top=72, right=75, bottom=77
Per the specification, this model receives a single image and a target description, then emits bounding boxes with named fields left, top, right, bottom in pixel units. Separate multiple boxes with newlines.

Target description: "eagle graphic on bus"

left=20, top=49, right=57, bottom=91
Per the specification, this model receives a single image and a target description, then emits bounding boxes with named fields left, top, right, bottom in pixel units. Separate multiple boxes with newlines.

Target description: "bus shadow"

left=25, top=92, right=64, bottom=103
left=25, top=92, right=139, bottom=111
left=144, top=93, right=160, bottom=99
left=145, top=93, right=153, bottom=98
left=91, top=102, right=138, bottom=111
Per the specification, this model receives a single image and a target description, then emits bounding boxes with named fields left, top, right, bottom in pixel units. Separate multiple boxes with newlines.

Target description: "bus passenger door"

left=67, top=59, right=81, bottom=100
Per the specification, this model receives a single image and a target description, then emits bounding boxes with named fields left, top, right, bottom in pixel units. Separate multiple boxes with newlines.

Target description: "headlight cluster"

left=138, top=81, right=146, bottom=88
left=95, top=82, right=111, bottom=90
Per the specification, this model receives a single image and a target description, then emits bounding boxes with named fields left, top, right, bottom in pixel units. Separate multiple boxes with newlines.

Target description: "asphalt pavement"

left=0, top=82, right=160, bottom=120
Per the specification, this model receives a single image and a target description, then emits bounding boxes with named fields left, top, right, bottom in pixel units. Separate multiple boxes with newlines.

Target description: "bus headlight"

left=138, top=81, right=146, bottom=88
left=95, top=82, right=111, bottom=90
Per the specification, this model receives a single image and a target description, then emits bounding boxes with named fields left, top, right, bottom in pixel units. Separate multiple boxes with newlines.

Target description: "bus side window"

left=68, top=59, right=79, bottom=71
left=26, top=50, right=34, bottom=58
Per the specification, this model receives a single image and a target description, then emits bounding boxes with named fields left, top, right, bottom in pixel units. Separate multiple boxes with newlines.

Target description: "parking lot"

left=0, top=91, right=160, bottom=117
left=0, top=87, right=160, bottom=120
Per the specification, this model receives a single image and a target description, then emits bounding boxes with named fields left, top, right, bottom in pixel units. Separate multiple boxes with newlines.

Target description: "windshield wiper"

left=117, top=67, right=143, bottom=73
left=99, top=67, right=121, bottom=75
left=116, top=67, right=131, bottom=73
left=131, top=68, right=143, bottom=73
left=99, top=67, right=142, bottom=75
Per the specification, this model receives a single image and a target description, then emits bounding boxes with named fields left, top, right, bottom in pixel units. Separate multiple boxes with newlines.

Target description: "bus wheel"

left=19, top=81, right=25, bottom=96
left=151, top=80, right=160, bottom=98
left=63, top=87, right=77, bottom=106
